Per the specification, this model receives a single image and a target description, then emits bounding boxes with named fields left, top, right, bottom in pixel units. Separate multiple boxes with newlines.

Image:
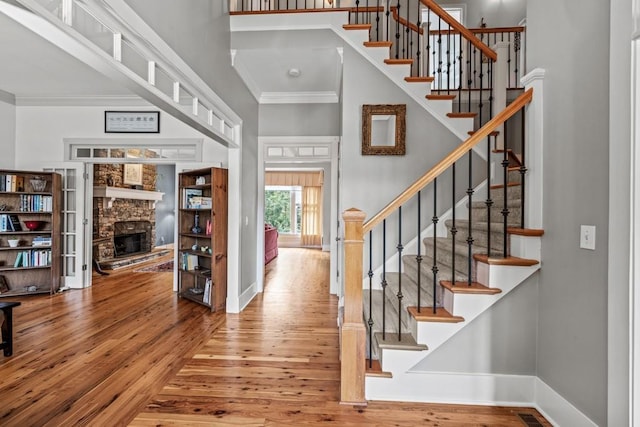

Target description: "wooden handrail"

left=363, top=87, right=533, bottom=233
left=230, top=6, right=384, bottom=16
left=390, top=6, right=424, bottom=35
left=429, top=26, right=525, bottom=36
left=421, top=0, right=497, bottom=62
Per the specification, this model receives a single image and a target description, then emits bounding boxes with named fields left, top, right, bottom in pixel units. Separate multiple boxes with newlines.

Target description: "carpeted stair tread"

left=445, top=218, right=512, bottom=234
left=420, top=238, right=481, bottom=276
left=363, top=289, right=403, bottom=335
left=385, top=270, right=439, bottom=313
left=374, top=332, right=428, bottom=351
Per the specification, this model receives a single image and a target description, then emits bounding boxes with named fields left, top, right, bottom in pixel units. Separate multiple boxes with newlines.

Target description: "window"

left=265, top=186, right=302, bottom=234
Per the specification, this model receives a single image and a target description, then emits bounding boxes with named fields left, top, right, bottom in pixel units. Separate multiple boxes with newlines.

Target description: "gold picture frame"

left=362, top=104, right=406, bottom=155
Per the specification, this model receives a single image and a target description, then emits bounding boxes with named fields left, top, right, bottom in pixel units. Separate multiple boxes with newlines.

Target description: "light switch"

left=580, top=225, right=596, bottom=250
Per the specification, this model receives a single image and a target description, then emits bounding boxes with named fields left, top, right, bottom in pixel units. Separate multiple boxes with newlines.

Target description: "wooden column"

left=340, top=208, right=367, bottom=405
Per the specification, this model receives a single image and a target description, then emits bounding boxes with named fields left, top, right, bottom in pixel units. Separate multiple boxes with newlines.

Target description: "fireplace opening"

left=113, top=221, right=152, bottom=257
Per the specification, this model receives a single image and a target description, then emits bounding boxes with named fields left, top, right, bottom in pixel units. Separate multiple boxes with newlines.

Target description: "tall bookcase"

left=177, top=167, right=227, bottom=311
left=0, top=170, right=61, bottom=296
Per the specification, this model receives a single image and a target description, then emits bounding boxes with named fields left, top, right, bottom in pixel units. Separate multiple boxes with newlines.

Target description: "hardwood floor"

left=0, top=248, right=550, bottom=426
left=132, top=248, right=550, bottom=426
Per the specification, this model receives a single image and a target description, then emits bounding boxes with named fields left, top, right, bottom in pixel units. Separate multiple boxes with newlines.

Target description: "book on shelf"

left=7, top=215, right=21, bottom=232
left=32, top=236, right=52, bottom=247
left=13, top=252, right=22, bottom=268
left=183, top=188, right=203, bottom=209
left=203, top=278, right=212, bottom=305
left=181, top=252, right=200, bottom=271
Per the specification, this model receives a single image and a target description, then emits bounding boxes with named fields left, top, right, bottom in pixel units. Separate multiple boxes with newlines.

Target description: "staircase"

left=231, top=4, right=543, bottom=406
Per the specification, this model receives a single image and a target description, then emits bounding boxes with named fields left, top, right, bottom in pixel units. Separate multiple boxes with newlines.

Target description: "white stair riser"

left=380, top=347, right=429, bottom=373
left=509, top=235, right=541, bottom=259
left=476, top=263, right=539, bottom=289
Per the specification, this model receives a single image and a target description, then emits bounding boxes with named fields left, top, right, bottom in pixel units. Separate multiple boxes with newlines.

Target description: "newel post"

left=340, top=208, right=367, bottom=405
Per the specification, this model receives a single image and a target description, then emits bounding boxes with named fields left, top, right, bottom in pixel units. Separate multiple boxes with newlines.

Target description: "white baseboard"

left=367, top=372, right=535, bottom=405
left=322, top=244, right=330, bottom=252
left=238, top=281, right=258, bottom=312
left=534, top=378, right=598, bottom=427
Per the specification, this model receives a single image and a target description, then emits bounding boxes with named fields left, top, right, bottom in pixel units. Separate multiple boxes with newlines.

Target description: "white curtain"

left=301, top=185, right=322, bottom=247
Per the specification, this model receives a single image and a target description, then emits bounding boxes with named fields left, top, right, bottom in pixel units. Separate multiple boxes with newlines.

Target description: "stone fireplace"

left=93, top=163, right=163, bottom=262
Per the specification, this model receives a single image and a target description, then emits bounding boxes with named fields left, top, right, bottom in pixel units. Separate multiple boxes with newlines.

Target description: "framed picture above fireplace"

left=123, top=164, right=143, bottom=186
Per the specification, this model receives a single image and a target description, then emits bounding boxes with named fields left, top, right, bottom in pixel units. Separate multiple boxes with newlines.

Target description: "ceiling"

left=0, top=4, right=342, bottom=107
left=0, top=5, right=133, bottom=103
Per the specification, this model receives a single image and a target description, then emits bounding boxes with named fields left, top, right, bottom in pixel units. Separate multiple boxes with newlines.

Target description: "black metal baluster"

left=437, top=18, right=442, bottom=90
left=397, top=206, right=403, bottom=341
left=426, top=7, right=431, bottom=79
left=502, top=133, right=510, bottom=258
left=520, top=106, right=527, bottom=228
left=432, top=178, right=439, bottom=314
left=451, top=162, right=457, bottom=286
left=467, top=150, right=474, bottom=285
left=446, top=26, right=451, bottom=92
left=367, top=231, right=374, bottom=368
left=457, top=33, right=463, bottom=113
left=416, top=190, right=423, bottom=312
left=466, top=39, right=472, bottom=113
left=486, top=134, right=493, bottom=258
left=355, top=0, right=360, bottom=24
left=514, top=31, right=521, bottom=88
left=405, top=0, right=410, bottom=61
left=416, top=3, right=422, bottom=77
left=395, top=1, right=401, bottom=59
left=382, top=219, right=387, bottom=340
left=375, top=0, right=380, bottom=42
left=385, top=0, right=391, bottom=45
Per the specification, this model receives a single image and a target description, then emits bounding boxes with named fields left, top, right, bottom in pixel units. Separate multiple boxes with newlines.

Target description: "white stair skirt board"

left=425, top=264, right=540, bottom=351
left=534, top=378, right=599, bottom=427
left=366, top=373, right=599, bottom=426
left=231, top=12, right=481, bottom=149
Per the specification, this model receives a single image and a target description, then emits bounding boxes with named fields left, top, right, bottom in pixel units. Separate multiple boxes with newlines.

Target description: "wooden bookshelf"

left=0, top=170, right=61, bottom=297
left=177, top=167, right=227, bottom=311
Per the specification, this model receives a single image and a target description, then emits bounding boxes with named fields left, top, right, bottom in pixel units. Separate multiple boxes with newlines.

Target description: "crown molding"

left=259, top=91, right=339, bottom=104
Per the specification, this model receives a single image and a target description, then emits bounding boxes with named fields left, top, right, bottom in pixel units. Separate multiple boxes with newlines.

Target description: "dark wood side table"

left=0, top=301, right=21, bottom=356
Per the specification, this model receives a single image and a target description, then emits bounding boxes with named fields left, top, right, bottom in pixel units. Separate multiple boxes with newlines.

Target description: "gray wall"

left=126, top=0, right=260, bottom=294
left=414, top=275, right=538, bottom=374
left=260, top=104, right=340, bottom=136
left=438, top=0, right=526, bottom=28
left=527, top=1, right=609, bottom=425
left=154, top=164, right=175, bottom=247
left=609, top=0, right=631, bottom=425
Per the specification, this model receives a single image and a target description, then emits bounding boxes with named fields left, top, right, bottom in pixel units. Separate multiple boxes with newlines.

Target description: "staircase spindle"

left=502, top=140, right=510, bottom=258
left=396, top=206, right=404, bottom=341
left=395, top=0, right=401, bottom=59
left=466, top=149, right=474, bottom=285
left=451, top=162, right=457, bottom=286
left=466, top=39, right=472, bottom=113
left=485, top=134, right=493, bottom=258
left=367, top=230, right=374, bottom=368
left=385, top=0, right=391, bottom=47
left=457, top=37, right=463, bottom=113
left=355, top=0, right=360, bottom=24
left=446, top=26, right=451, bottom=92
left=405, top=0, right=410, bottom=61
left=415, top=2, right=422, bottom=77
left=436, top=19, right=442, bottom=90
left=432, top=178, right=439, bottom=314
left=375, top=0, right=380, bottom=41
left=514, top=32, right=521, bottom=89
left=381, top=219, right=387, bottom=340
left=425, top=7, right=431, bottom=78
left=416, top=190, right=423, bottom=312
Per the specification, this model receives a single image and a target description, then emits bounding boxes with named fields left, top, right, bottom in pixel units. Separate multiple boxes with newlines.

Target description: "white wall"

left=14, top=106, right=227, bottom=168
left=0, top=94, right=16, bottom=169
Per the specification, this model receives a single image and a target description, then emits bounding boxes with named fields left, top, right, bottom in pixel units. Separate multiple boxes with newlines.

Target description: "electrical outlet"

left=580, top=225, right=596, bottom=250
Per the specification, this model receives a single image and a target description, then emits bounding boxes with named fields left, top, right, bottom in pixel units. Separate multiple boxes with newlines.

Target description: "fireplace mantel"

left=94, top=186, right=164, bottom=209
